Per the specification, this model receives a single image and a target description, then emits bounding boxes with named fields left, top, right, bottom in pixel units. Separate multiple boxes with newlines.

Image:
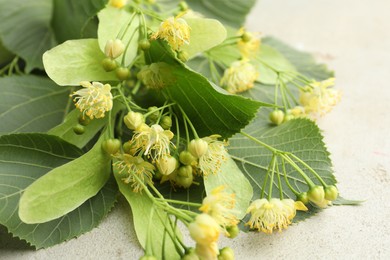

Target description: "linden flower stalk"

left=71, top=81, right=113, bottom=119
left=151, top=15, right=191, bottom=51
left=220, top=60, right=259, bottom=94
left=299, top=78, right=341, bottom=117
left=246, top=198, right=307, bottom=234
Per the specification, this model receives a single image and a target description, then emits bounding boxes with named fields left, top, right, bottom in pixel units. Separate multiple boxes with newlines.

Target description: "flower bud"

left=324, top=185, right=338, bottom=201
left=78, top=114, right=91, bottom=126
left=124, top=111, right=145, bottom=130
left=160, top=115, right=172, bottom=130
left=101, top=58, right=117, bottom=72
left=102, top=139, right=121, bottom=155
left=307, top=186, right=325, bottom=205
left=297, top=192, right=309, bottom=204
left=104, top=39, right=125, bottom=59
left=218, top=247, right=235, bottom=260
left=179, top=1, right=189, bottom=11
left=283, top=114, right=295, bottom=123
left=177, top=50, right=189, bottom=62
left=189, top=213, right=220, bottom=244
left=139, top=39, right=151, bottom=51
left=188, top=139, right=208, bottom=158
left=73, top=124, right=85, bottom=135
left=122, top=141, right=133, bottom=154
left=179, top=150, right=196, bottom=166
left=226, top=225, right=239, bottom=239
left=156, top=155, right=177, bottom=175
left=269, top=110, right=285, bottom=125
left=177, top=165, right=192, bottom=177
left=241, top=32, right=252, bottom=43
left=182, top=248, right=199, bottom=260
left=147, top=106, right=159, bottom=122
left=116, top=67, right=131, bottom=81
left=175, top=166, right=193, bottom=188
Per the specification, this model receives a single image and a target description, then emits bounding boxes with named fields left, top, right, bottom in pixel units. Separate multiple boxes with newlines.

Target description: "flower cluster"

left=71, top=81, right=113, bottom=119
left=220, top=60, right=259, bottom=94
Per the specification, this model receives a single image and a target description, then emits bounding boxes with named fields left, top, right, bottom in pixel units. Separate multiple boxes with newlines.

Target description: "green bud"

left=177, top=165, right=192, bottom=177
left=124, top=111, right=145, bottom=130
left=146, top=0, right=155, bottom=4
left=78, top=115, right=91, bottom=126
left=122, top=142, right=132, bottom=154
left=324, top=185, right=338, bottom=201
left=283, top=114, right=295, bottom=123
left=116, top=67, right=131, bottom=81
left=269, top=110, right=285, bottom=125
left=182, top=248, right=199, bottom=260
left=160, top=115, right=172, bottom=130
left=154, top=170, right=163, bottom=180
left=125, top=79, right=136, bottom=88
left=179, top=1, right=189, bottom=11
left=179, top=150, right=196, bottom=166
left=73, top=124, right=85, bottom=135
left=175, top=166, right=193, bottom=188
left=307, top=185, right=325, bottom=205
left=102, top=58, right=117, bottom=72
left=218, top=247, right=235, bottom=260
left=177, top=50, right=189, bottom=62
left=139, top=39, right=151, bottom=50
left=188, top=139, right=208, bottom=158
left=156, top=155, right=177, bottom=176
left=102, top=139, right=121, bottom=155
left=226, top=225, right=239, bottom=238
left=147, top=106, right=159, bottom=122
left=297, top=192, right=309, bottom=204
left=241, top=32, right=252, bottom=43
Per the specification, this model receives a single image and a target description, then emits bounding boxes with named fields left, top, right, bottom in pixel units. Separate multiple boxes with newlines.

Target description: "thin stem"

left=117, top=85, right=132, bottom=111
left=177, top=104, right=199, bottom=139
left=275, top=158, right=284, bottom=199
left=159, top=198, right=201, bottom=208
left=260, top=155, right=274, bottom=198
left=267, top=155, right=277, bottom=200
left=282, top=157, right=300, bottom=195
left=281, top=154, right=315, bottom=188
left=289, top=153, right=328, bottom=187
left=240, top=131, right=278, bottom=153
left=145, top=206, right=155, bottom=256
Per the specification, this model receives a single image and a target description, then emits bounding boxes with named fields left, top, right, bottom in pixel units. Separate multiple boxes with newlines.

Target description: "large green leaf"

left=43, top=39, right=117, bottom=86
left=0, top=75, right=69, bottom=135
left=229, top=118, right=335, bottom=221
left=145, top=41, right=264, bottom=138
left=0, top=0, right=56, bottom=71
left=204, top=155, right=253, bottom=219
left=0, top=39, right=14, bottom=66
left=115, top=169, right=181, bottom=260
left=0, top=133, right=117, bottom=248
left=181, top=18, right=227, bottom=59
left=97, top=6, right=139, bottom=67
left=186, top=0, right=257, bottom=28
left=52, top=0, right=107, bottom=43
left=19, top=130, right=112, bottom=224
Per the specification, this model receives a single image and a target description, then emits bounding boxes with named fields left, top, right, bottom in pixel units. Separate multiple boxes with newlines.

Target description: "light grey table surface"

left=2, top=0, right=390, bottom=259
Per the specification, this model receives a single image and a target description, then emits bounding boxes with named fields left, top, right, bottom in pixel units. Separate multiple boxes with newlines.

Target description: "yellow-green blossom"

left=151, top=15, right=191, bottom=51
left=130, top=124, right=174, bottom=161
left=238, top=28, right=261, bottom=59
left=299, top=78, right=341, bottom=117
left=246, top=198, right=307, bottom=234
left=71, top=81, right=113, bottom=119
left=199, top=186, right=239, bottom=232
left=195, top=242, right=219, bottom=260
left=113, top=154, right=155, bottom=192
left=196, top=135, right=227, bottom=176
left=220, top=60, right=258, bottom=94
left=137, top=62, right=174, bottom=89
left=189, top=213, right=220, bottom=245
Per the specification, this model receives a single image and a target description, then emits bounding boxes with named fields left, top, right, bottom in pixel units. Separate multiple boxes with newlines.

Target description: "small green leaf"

left=0, top=75, right=69, bottom=135
left=204, top=155, right=253, bottom=219
left=19, top=130, right=112, bottom=223
left=0, top=133, right=117, bottom=248
left=0, top=0, right=56, bottom=71
left=98, top=7, right=139, bottom=66
left=114, top=168, right=181, bottom=260
left=145, top=41, right=264, bottom=138
left=0, top=39, right=14, bottom=65
left=181, top=18, right=227, bottom=59
left=333, top=197, right=363, bottom=206
left=43, top=39, right=117, bottom=86
left=52, top=0, right=107, bottom=43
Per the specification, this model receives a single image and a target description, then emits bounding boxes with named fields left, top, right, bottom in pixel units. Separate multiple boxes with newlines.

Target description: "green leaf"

left=19, top=130, right=112, bottom=224
left=52, top=0, right=107, bottom=43
left=333, top=197, right=363, bottom=206
left=204, top=155, right=253, bottom=219
left=0, top=39, right=14, bottom=66
left=114, top=169, right=181, bottom=260
left=255, top=44, right=297, bottom=85
left=145, top=41, right=264, bottom=138
left=229, top=118, right=335, bottom=221
left=181, top=18, right=227, bottom=59
left=0, top=133, right=117, bottom=248
left=43, top=39, right=117, bottom=86
left=98, top=6, right=139, bottom=67
left=186, top=0, right=257, bottom=28
left=0, top=0, right=56, bottom=71
left=0, top=75, right=69, bottom=135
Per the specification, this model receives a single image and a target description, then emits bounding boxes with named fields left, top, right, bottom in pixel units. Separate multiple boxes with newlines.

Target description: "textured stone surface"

left=2, top=0, right=390, bottom=259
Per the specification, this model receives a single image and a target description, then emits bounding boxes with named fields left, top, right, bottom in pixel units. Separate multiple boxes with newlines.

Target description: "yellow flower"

left=220, top=60, right=258, bottom=94
left=137, top=62, right=174, bottom=89
left=246, top=198, right=307, bottom=234
left=199, top=186, right=239, bottom=232
left=299, top=78, right=341, bottom=117
left=195, top=242, right=219, bottom=260
left=189, top=213, right=220, bottom=245
left=197, top=135, right=227, bottom=176
left=71, top=81, right=113, bottom=119
left=113, top=154, right=155, bottom=192
left=238, top=28, right=261, bottom=59
left=130, top=124, right=174, bottom=161
left=109, top=0, right=127, bottom=8
left=151, top=15, right=191, bottom=51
